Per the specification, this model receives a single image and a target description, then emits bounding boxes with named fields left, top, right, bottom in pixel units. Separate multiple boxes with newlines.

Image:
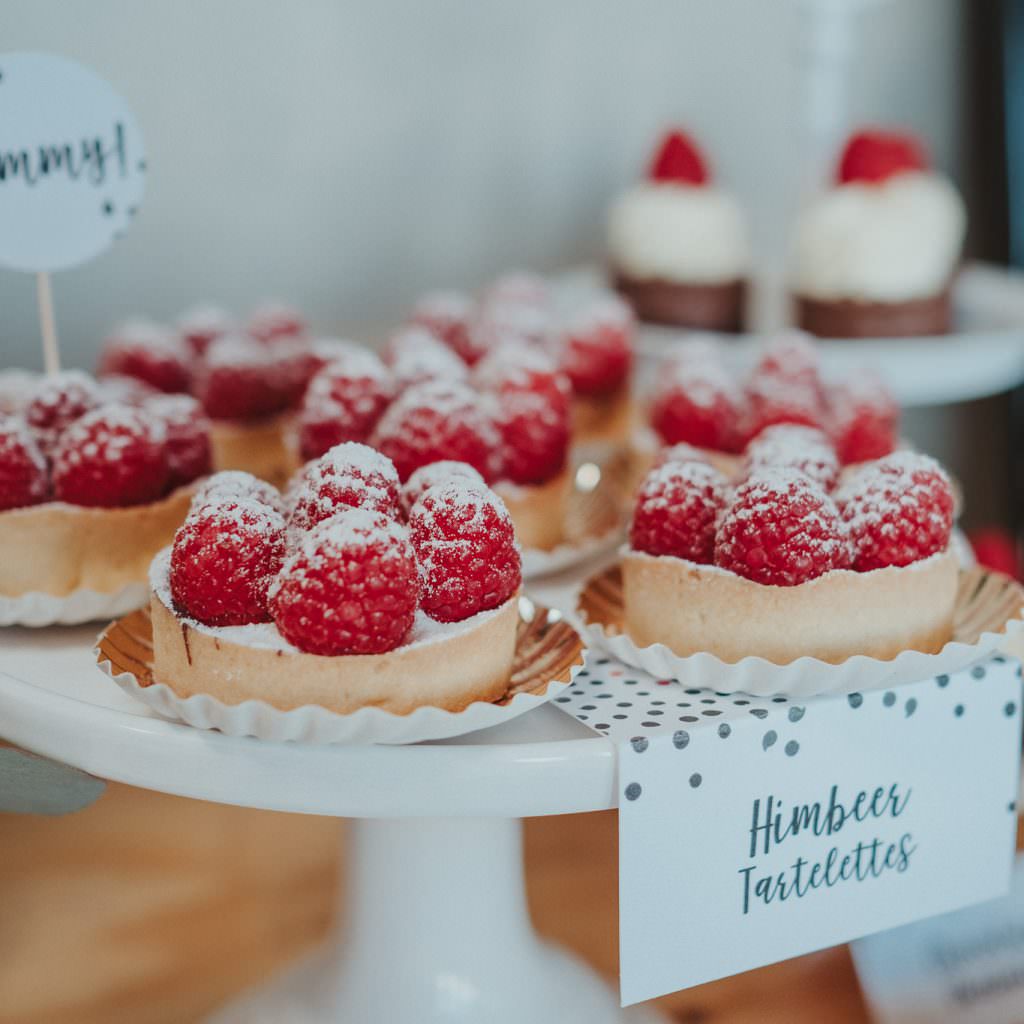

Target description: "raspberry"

left=742, top=374, right=823, bottom=444
left=715, top=469, right=852, bottom=586
left=744, top=424, right=839, bottom=491
left=145, top=394, right=212, bottom=489
left=650, top=359, right=742, bottom=452
left=51, top=405, right=169, bottom=507
left=409, top=291, right=478, bottom=364
left=402, top=460, right=486, bottom=512
left=838, top=453, right=954, bottom=571
left=475, top=346, right=571, bottom=485
left=193, top=335, right=283, bottom=421
left=266, top=339, right=318, bottom=409
left=469, top=302, right=551, bottom=357
left=98, top=320, right=192, bottom=394
left=751, top=332, right=822, bottom=394
left=384, top=327, right=469, bottom=391
left=25, top=370, right=101, bottom=458
left=631, top=460, right=727, bottom=563
left=170, top=498, right=286, bottom=626
left=837, top=129, right=927, bottom=185
left=555, top=296, right=633, bottom=397
left=193, top=470, right=284, bottom=514
left=371, top=381, right=497, bottom=482
left=409, top=482, right=521, bottom=622
left=270, top=509, right=419, bottom=655
left=177, top=305, right=234, bottom=357
left=0, top=414, right=49, bottom=511
left=247, top=301, right=306, bottom=343
left=298, top=351, right=395, bottom=461
left=288, top=443, right=402, bottom=533
left=648, top=129, right=709, bottom=185
left=828, top=370, right=898, bottom=465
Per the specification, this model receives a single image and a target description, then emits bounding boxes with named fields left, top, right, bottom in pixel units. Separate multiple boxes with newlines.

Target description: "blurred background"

left=1, top=0, right=973, bottom=364
left=1, top=2, right=1022, bottom=1021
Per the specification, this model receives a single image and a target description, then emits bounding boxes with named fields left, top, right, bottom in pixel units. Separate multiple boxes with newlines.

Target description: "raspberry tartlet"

left=149, top=449, right=524, bottom=714
left=98, top=302, right=314, bottom=485
left=608, top=129, right=750, bottom=331
left=293, top=327, right=578, bottom=552
left=622, top=438, right=958, bottom=665
left=0, top=374, right=210, bottom=619
left=791, top=129, right=966, bottom=337
left=406, top=273, right=635, bottom=451
left=635, top=332, right=899, bottom=484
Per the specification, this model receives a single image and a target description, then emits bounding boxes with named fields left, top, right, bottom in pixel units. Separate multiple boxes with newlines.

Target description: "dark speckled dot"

left=581, top=704, right=596, bottom=711
left=673, top=730, right=690, bottom=750
left=625, top=782, right=642, bottom=801
left=905, top=698, right=917, bottom=717
left=680, top=715, right=699, bottom=723
left=971, top=665, right=986, bottom=680
left=685, top=688, right=701, bottom=695
left=613, top=714, right=627, bottom=720
left=595, top=723, right=610, bottom=730
left=763, top=731, right=778, bottom=750
left=750, top=709, right=769, bottom=719
left=689, top=773, right=702, bottom=788
left=772, top=696, right=788, bottom=703
left=955, top=704, right=965, bottom=718
left=702, top=709, right=722, bottom=717
left=630, top=737, right=648, bottom=753
left=1006, top=702, right=1018, bottom=717
left=641, top=721, right=659, bottom=728
left=848, top=693, right=863, bottom=709
left=734, top=699, right=750, bottom=706
left=788, top=707, right=805, bottom=723
left=785, top=740, right=799, bottom=756
left=936, top=675, right=950, bottom=688
left=718, top=724, right=731, bottom=739
left=883, top=692, right=896, bottom=707
left=701, top=698, right=716, bottom=705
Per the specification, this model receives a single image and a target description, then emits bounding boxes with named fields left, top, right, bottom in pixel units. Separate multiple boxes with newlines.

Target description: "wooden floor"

left=0, top=784, right=872, bottom=1024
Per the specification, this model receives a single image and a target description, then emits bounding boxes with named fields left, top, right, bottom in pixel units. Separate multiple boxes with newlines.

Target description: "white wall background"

left=0, top=0, right=964, bottom=370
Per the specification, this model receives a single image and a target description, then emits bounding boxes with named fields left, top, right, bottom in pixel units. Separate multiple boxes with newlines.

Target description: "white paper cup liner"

left=94, top=599, right=584, bottom=745
left=0, top=583, right=149, bottom=627
left=575, top=564, right=1024, bottom=698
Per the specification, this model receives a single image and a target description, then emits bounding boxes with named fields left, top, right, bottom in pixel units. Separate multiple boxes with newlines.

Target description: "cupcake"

left=791, top=129, right=967, bottom=338
left=608, top=129, right=750, bottom=331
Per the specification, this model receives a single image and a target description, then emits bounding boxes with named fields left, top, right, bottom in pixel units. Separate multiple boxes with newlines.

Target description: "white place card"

left=852, top=854, right=1024, bottom=1024
left=556, top=654, right=1023, bottom=1006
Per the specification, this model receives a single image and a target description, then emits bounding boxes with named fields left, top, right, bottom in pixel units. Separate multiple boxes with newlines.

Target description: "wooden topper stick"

left=36, top=270, right=60, bottom=375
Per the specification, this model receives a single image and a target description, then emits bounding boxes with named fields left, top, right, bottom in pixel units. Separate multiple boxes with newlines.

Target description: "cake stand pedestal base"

left=207, top=816, right=666, bottom=1024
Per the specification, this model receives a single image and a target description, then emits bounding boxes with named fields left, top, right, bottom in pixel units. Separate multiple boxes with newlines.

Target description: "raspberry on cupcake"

left=791, top=128, right=966, bottom=338
left=0, top=415, right=49, bottom=512
left=609, top=129, right=750, bottom=331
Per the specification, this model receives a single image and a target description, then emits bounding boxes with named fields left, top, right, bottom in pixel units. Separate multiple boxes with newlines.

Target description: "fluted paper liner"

left=94, top=596, right=584, bottom=744
left=0, top=583, right=149, bottom=628
left=576, top=564, right=1024, bottom=698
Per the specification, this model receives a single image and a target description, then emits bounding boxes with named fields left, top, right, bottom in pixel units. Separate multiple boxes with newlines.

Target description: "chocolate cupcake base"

left=613, top=273, right=746, bottom=333
left=795, top=288, right=952, bottom=339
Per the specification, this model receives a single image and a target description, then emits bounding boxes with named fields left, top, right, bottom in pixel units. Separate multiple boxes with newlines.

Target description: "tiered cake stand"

left=0, top=621, right=663, bottom=1023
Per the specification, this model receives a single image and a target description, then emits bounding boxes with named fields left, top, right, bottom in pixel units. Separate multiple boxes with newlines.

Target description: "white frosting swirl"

left=607, top=183, right=749, bottom=284
left=791, top=172, right=966, bottom=302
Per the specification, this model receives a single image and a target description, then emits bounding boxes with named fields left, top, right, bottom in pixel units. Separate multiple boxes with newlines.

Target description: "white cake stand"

left=0, top=624, right=664, bottom=1024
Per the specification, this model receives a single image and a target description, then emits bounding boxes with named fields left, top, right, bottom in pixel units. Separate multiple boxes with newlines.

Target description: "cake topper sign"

left=0, top=51, right=146, bottom=371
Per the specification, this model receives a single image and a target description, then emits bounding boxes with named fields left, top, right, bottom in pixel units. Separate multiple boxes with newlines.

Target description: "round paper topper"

left=0, top=52, right=146, bottom=272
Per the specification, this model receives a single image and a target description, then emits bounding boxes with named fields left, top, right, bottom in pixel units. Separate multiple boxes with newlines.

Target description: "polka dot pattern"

left=555, top=649, right=1021, bottom=805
